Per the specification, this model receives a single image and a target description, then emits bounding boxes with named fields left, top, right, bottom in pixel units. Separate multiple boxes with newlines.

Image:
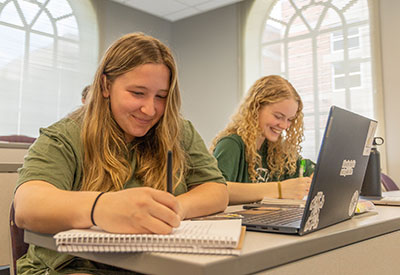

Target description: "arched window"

left=0, top=0, right=98, bottom=137
left=244, top=0, right=386, bottom=164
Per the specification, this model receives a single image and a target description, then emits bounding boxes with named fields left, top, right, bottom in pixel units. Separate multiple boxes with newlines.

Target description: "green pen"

left=299, top=159, right=306, bottom=177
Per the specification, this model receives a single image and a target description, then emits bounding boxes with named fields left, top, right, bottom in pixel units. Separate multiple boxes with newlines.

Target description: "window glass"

left=260, top=0, right=374, bottom=160
left=0, top=0, right=98, bottom=137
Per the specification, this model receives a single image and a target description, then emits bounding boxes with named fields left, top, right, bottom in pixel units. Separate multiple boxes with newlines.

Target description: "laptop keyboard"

left=242, top=208, right=304, bottom=226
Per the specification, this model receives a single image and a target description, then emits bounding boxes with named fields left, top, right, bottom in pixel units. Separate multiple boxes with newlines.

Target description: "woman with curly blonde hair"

left=14, top=32, right=228, bottom=274
left=210, top=75, right=314, bottom=205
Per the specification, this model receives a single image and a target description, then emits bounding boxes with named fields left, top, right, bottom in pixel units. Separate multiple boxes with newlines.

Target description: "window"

left=332, top=26, right=360, bottom=51
left=333, top=61, right=361, bottom=90
left=244, top=0, right=383, bottom=161
left=0, top=0, right=98, bottom=137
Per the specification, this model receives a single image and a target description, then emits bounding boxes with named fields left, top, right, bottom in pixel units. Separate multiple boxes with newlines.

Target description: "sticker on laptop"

left=363, top=121, right=378, bottom=156
left=340, top=159, right=356, bottom=177
left=304, top=191, right=325, bottom=232
left=348, top=190, right=359, bottom=216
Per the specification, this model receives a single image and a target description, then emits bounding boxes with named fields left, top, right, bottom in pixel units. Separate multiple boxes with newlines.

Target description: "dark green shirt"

left=16, top=117, right=226, bottom=275
left=213, top=134, right=314, bottom=183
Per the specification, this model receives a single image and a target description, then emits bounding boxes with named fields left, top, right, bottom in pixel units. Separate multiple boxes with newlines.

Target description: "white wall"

left=92, top=0, right=399, bottom=184
left=379, top=0, right=400, bottom=184
left=92, top=0, right=242, bottom=147
left=92, top=0, right=172, bottom=57
left=171, top=4, right=241, bottom=147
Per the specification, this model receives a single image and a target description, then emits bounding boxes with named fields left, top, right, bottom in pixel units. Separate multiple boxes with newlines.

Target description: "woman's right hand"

left=280, top=177, right=312, bottom=199
left=92, top=187, right=181, bottom=235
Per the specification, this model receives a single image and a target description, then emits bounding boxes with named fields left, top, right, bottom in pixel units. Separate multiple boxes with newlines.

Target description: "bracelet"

left=90, top=192, right=105, bottom=226
left=277, top=181, right=282, bottom=199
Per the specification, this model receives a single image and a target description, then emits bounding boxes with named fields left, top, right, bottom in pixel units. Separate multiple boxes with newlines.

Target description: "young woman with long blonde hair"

left=210, top=75, right=314, bottom=205
left=14, top=33, right=228, bottom=274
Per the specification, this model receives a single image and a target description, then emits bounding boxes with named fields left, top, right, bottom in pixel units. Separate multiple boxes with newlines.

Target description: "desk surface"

left=0, top=163, right=22, bottom=173
left=0, top=141, right=30, bottom=149
left=24, top=201, right=400, bottom=275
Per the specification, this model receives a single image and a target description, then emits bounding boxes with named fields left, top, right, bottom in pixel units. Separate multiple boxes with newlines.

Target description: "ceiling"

left=108, top=0, right=243, bottom=22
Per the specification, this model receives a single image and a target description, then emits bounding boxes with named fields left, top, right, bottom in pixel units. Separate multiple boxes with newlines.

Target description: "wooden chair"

left=9, top=202, right=29, bottom=275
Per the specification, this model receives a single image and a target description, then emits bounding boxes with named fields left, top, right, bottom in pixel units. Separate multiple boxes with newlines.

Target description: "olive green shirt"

left=213, top=134, right=315, bottom=183
left=16, top=117, right=225, bottom=275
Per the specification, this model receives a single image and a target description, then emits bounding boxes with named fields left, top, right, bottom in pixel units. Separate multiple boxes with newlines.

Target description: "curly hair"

left=210, top=75, right=304, bottom=182
left=70, top=33, right=186, bottom=192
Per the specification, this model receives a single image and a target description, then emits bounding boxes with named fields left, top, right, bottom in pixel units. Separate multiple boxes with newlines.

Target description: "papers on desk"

left=260, top=197, right=376, bottom=214
left=368, top=196, right=400, bottom=206
left=260, top=197, right=305, bottom=207
left=355, top=200, right=376, bottom=214
left=361, top=191, right=400, bottom=206
left=54, top=219, right=246, bottom=256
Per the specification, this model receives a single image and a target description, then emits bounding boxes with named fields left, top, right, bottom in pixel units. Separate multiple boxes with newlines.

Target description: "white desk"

left=24, top=202, right=400, bottom=275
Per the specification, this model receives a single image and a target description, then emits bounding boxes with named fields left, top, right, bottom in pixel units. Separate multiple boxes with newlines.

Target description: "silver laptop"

left=236, top=106, right=378, bottom=235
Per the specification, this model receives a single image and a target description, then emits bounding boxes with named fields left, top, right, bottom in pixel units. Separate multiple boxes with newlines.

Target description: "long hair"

left=210, top=75, right=304, bottom=182
left=71, top=33, right=186, bottom=192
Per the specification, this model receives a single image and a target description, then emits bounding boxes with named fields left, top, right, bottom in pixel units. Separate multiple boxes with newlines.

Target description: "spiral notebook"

left=54, top=219, right=245, bottom=255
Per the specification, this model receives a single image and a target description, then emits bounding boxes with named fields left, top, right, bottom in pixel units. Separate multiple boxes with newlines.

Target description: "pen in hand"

left=167, top=150, right=173, bottom=194
left=299, top=159, right=305, bottom=178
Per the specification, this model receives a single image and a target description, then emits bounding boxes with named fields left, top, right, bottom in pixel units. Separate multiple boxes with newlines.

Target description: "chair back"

left=381, top=173, right=399, bottom=191
left=0, top=135, right=36, bottom=144
left=9, top=202, right=29, bottom=275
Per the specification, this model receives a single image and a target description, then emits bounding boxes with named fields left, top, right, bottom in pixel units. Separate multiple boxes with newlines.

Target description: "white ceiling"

left=108, top=0, right=243, bottom=22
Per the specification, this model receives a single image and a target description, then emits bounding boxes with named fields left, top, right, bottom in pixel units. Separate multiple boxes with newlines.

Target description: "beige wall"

left=0, top=145, right=28, bottom=267
left=0, top=173, right=18, bottom=266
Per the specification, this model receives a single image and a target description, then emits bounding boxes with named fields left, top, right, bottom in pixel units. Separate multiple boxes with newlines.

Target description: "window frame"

left=243, top=0, right=387, bottom=170
left=0, top=0, right=99, bottom=137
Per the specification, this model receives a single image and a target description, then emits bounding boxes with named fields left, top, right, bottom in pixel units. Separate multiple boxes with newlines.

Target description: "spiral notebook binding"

left=54, top=219, right=244, bottom=255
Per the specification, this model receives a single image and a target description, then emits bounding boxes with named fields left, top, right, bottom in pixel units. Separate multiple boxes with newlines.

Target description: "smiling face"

left=103, top=63, right=170, bottom=142
left=257, top=98, right=299, bottom=147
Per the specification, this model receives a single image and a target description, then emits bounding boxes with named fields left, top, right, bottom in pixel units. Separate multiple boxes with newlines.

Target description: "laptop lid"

left=239, top=106, right=377, bottom=235
left=298, top=105, right=377, bottom=235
